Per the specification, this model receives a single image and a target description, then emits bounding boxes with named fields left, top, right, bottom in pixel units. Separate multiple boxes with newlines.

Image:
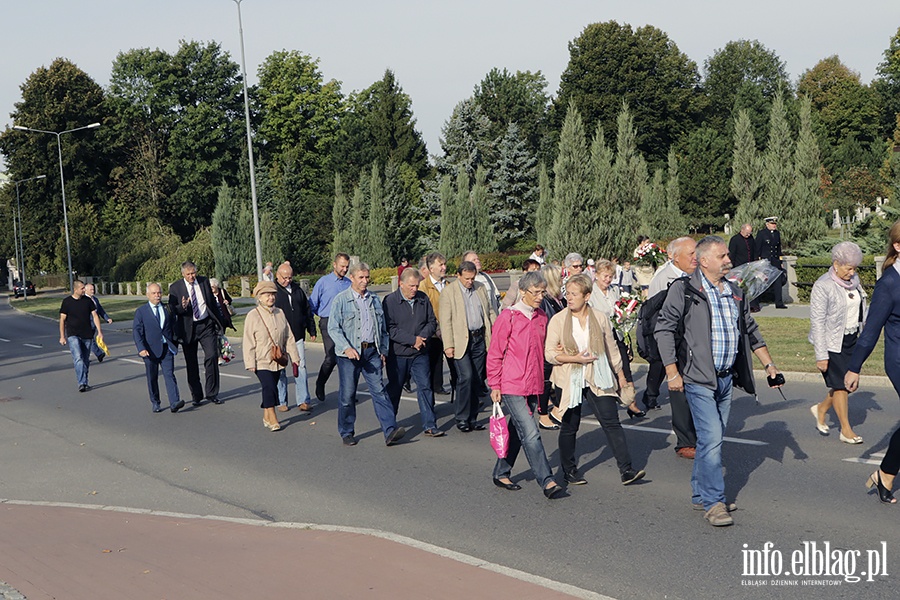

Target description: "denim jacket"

left=327, top=287, right=389, bottom=356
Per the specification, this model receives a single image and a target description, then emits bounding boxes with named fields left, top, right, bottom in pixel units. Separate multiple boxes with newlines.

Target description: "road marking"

left=220, top=372, right=251, bottom=380
left=120, top=358, right=143, bottom=365
left=23, top=343, right=42, bottom=349
left=843, top=458, right=883, bottom=465
left=0, top=337, right=9, bottom=342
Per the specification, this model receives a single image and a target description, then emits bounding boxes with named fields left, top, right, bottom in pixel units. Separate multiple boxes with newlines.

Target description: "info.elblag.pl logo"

left=741, top=541, right=888, bottom=586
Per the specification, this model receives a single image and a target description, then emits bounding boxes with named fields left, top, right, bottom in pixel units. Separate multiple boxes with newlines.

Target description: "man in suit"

left=440, top=260, right=497, bottom=432
left=168, top=261, right=225, bottom=406
left=420, top=252, right=453, bottom=394
left=134, top=283, right=184, bottom=413
left=756, top=216, right=787, bottom=309
left=728, top=223, right=760, bottom=312
left=274, top=261, right=317, bottom=413
left=84, top=283, right=112, bottom=361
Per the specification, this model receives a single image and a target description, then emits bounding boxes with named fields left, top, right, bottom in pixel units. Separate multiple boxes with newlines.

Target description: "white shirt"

left=844, top=288, right=862, bottom=334
left=184, top=278, right=209, bottom=321
left=572, top=316, right=591, bottom=388
left=430, top=275, right=445, bottom=292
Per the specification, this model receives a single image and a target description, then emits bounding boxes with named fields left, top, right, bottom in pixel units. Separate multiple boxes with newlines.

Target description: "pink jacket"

left=487, top=306, right=547, bottom=396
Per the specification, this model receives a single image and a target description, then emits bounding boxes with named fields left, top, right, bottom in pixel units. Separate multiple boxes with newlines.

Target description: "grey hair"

left=518, top=270, right=547, bottom=291
left=695, top=235, right=726, bottom=259
left=209, top=277, right=220, bottom=288
left=348, top=261, right=370, bottom=275
left=667, top=236, right=694, bottom=259
left=831, top=241, right=863, bottom=267
left=399, top=267, right=422, bottom=282
left=564, top=252, right=583, bottom=267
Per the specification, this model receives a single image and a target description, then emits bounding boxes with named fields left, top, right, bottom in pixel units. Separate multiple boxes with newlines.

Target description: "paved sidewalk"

left=0, top=502, right=601, bottom=600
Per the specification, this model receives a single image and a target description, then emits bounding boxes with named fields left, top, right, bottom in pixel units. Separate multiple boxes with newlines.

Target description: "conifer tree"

left=366, top=164, right=393, bottom=268
left=452, top=170, right=476, bottom=256
left=331, top=173, right=352, bottom=255
left=608, top=103, right=647, bottom=259
left=535, top=163, right=552, bottom=246
left=548, top=103, right=590, bottom=257
left=438, top=175, right=457, bottom=257
left=760, top=91, right=794, bottom=221
left=384, top=160, right=420, bottom=263
left=349, top=174, right=369, bottom=257
left=471, top=166, right=498, bottom=253
left=664, top=148, right=686, bottom=237
left=211, top=182, right=254, bottom=280
left=640, top=168, right=668, bottom=241
left=586, top=123, right=614, bottom=259
left=731, top=109, right=763, bottom=227
left=784, top=97, right=825, bottom=245
left=489, top=122, right=537, bottom=248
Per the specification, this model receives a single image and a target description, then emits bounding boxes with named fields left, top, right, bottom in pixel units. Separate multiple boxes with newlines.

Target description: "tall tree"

left=732, top=110, right=763, bottom=227
left=383, top=160, right=421, bottom=263
left=349, top=170, right=369, bottom=255
left=489, top=122, right=538, bottom=249
left=211, top=182, right=253, bottom=280
left=437, top=175, right=457, bottom=257
left=760, top=92, right=795, bottom=222
left=874, top=27, right=900, bottom=140
left=273, top=148, right=331, bottom=272
left=331, top=174, right=352, bottom=255
left=678, top=127, right=731, bottom=228
left=365, top=164, right=393, bottom=268
left=473, top=68, right=550, bottom=157
left=641, top=168, right=668, bottom=241
left=555, top=21, right=701, bottom=163
left=783, top=97, right=826, bottom=246
left=535, top=163, right=552, bottom=247
left=435, top=98, right=493, bottom=179
left=585, top=123, right=614, bottom=259
left=470, top=166, right=498, bottom=253
left=608, top=104, right=648, bottom=259
left=547, top=104, right=590, bottom=257
left=664, top=148, right=685, bottom=237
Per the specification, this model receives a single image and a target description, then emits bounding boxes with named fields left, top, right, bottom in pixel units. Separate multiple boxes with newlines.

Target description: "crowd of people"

left=54, top=218, right=900, bottom=526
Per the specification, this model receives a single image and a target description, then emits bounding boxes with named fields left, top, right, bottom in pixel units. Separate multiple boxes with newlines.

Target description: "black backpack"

left=635, top=276, right=689, bottom=361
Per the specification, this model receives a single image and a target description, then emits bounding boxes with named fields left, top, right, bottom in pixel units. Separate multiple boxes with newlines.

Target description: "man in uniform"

left=756, top=216, right=787, bottom=309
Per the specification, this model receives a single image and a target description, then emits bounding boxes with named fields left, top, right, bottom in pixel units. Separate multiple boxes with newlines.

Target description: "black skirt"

left=822, top=333, right=858, bottom=391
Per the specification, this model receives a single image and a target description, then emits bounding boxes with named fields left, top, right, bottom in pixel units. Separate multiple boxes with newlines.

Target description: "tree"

left=211, top=182, right=254, bottom=280
left=585, top=123, right=614, bottom=259
left=272, top=148, right=332, bottom=272
left=489, top=122, right=538, bottom=248
left=349, top=169, right=369, bottom=255
left=437, top=175, right=458, bottom=257
left=470, top=166, right=498, bottom=253
left=473, top=68, right=550, bottom=157
left=663, top=148, right=685, bottom=237
left=874, top=27, right=900, bottom=140
left=702, top=40, right=790, bottom=133
left=641, top=168, right=668, bottom=241
left=731, top=110, right=762, bottom=228
left=759, top=92, right=794, bottom=221
left=365, top=164, right=393, bottom=268
left=547, top=104, right=590, bottom=257
left=678, top=127, right=731, bottom=228
left=535, top=163, right=552, bottom=247
left=555, top=21, right=701, bottom=163
left=435, top=98, right=493, bottom=179
left=782, top=97, right=826, bottom=246
left=383, top=160, right=421, bottom=263
left=607, top=104, right=648, bottom=259
left=331, top=174, right=352, bottom=255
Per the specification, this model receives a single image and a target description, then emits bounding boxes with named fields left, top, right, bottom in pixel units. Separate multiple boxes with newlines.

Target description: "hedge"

left=793, top=256, right=876, bottom=302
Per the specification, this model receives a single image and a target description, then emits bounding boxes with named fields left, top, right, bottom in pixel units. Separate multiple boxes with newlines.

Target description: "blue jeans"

left=492, top=394, right=555, bottom=489
left=277, top=339, right=311, bottom=407
left=386, top=352, right=437, bottom=431
left=336, top=347, right=398, bottom=440
left=67, top=336, right=91, bottom=386
left=684, top=375, right=733, bottom=509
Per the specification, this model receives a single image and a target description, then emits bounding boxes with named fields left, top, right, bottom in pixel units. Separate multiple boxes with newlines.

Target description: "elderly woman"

left=243, top=281, right=300, bottom=431
left=537, top=264, right=565, bottom=430
left=809, top=241, right=867, bottom=444
left=846, top=220, right=900, bottom=504
left=546, top=274, right=646, bottom=486
left=587, top=259, right=644, bottom=419
left=487, top=270, right=565, bottom=499
left=209, top=278, right=236, bottom=332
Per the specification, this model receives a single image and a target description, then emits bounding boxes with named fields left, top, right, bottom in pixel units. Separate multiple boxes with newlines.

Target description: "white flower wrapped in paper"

left=725, top=259, right=783, bottom=303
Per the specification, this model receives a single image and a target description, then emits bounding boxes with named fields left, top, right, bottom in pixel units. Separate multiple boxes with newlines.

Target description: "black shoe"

left=171, top=400, right=185, bottom=413
left=423, top=428, right=445, bottom=437
left=209, top=397, right=223, bottom=405
left=402, top=383, right=413, bottom=393
left=543, top=484, right=566, bottom=499
left=621, top=469, right=646, bottom=485
left=750, top=306, right=761, bottom=313
left=642, top=400, right=660, bottom=411
left=97, top=353, right=105, bottom=363
left=192, top=399, right=203, bottom=407
left=539, top=421, right=560, bottom=430
left=385, top=426, right=406, bottom=446
left=470, top=422, right=486, bottom=431
left=493, top=478, right=522, bottom=491
left=866, top=471, right=897, bottom=504
left=456, top=422, right=472, bottom=433
left=342, top=435, right=358, bottom=446
left=564, top=471, right=588, bottom=486
left=152, top=406, right=163, bottom=413
left=315, top=384, right=326, bottom=403
left=776, top=305, right=788, bottom=309
left=78, top=384, right=87, bottom=393
left=82, top=385, right=92, bottom=392
left=626, top=407, right=646, bottom=419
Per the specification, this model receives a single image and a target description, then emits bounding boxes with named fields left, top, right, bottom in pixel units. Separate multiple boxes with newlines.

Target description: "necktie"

left=154, top=304, right=163, bottom=328
left=190, top=283, right=201, bottom=319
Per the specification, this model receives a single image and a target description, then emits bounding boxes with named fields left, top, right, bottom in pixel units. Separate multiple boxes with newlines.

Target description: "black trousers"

left=558, top=389, right=633, bottom=476
left=452, top=334, right=486, bottom=424
left=427, top=337, right=456, bottom=391
left=642, top=358, right=665, bottom=408
left=315, top=317, right=338, bottom=394
left=669, top=389, right=697, bottom=449
left=256, top=369, right=280, bottom=409
left=183, top=318, right=219, bottom=402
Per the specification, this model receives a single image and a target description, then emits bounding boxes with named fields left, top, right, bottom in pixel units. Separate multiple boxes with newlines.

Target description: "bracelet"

left=764, top=363, right=776, bottom=369
left=666, top=374, right=679, bottom=382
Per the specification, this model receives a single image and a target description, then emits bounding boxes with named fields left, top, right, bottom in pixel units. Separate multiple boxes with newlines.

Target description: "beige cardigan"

left=544, top=308, right=623, bottom=412
left=439, top=279, right=496, bottom=359
left=243, top=305, right=300, bottom=371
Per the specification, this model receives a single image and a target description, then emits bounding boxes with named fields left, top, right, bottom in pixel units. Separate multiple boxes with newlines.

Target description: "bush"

left=794, top=255, right=876, bottom=302
left=369, top=267, right=396, bottom=285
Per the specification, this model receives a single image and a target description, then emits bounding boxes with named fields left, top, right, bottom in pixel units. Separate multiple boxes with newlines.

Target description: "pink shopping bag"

left=489, top=402, right=509, bottom=458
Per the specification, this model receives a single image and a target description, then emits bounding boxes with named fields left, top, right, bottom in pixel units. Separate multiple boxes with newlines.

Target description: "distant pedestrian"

left=262, top=262, right=275, bottom=282
left=397, top=257, right=409, bottom=279
left=756, top=216, right=787, bottom=308
left=84, top=283, right=112, bottom=362
left=529, top=244, right=546, bottom=266
left=208, top=278, right=236, bottom=332
left=729, top=223, right=760, bottom=312
left=309, top=253, right=351, bottom=402
left=275, top=262, right=317, bottom=413
left=463, top=251, right=501, bottom=314
left=133, top=283, right=183, bottom=413
left=59, top=280, right=103, bottom=392
left=420, top=252, right=453, bottom=395
left=501, top=258, right=541, bottom=310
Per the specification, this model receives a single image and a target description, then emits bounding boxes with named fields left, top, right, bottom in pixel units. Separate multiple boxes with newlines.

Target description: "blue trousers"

left=386, top=352, right=437, bottom=431
left=67, top=336, right=91, bottom=386
left=143, top=352, right=180, bottom=410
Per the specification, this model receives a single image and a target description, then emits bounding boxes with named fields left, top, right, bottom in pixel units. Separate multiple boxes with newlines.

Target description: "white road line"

left=120, top=358, right=143, bottom=365
left=0, top=337, right=10, bottom=342
left=23, top=343, right=42, bottom=348
left=843, top=458, right=883, bottom=465
left=220, top=372, right=251, bottom=380
left=871, top=452, right=886, bottom=458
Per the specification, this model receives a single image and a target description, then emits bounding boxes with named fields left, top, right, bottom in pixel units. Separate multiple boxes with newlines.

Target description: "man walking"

left=328, top=262, right=406, bottom=447
left=168, top=261, right=225, bottom=406
left=728, top=223, right=760, bottom=312
left=383, top=267, right=443, bottom=437
left=463, top=251, right=500, bottom=314
left=420, top=252, right=452, bottom=394
left=756, top=216, right=787, bottom=308
left=655, top=236, right=781, bottom=527
left=84, top=283, right=112, bottom=362
left=274, top=262, right=317, bottom=413
left=440, top=260, right=496, bottom=432
left=310, top=253, right=351, bottom=402
left=59, top=280, right=103, bottom=392
left=645, top=237, right=698, bottom=459
left=133, top=283, right=183, bottom=413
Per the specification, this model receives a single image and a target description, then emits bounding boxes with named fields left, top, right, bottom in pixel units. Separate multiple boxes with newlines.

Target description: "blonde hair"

left=594, top=258, right=615, bottom=276
left=884, top=220, right=900, bottom=270
left=543, top=264, right=562, bottom=298
left=566, top=273, right=593, bottom=296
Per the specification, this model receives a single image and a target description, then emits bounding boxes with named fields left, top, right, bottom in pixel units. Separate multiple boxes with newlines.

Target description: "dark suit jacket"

left=728, top=233, right=757, bottom=267
left=133, top=302, right=178, bottom=359
left=382, top=289, right=438, bottom=357
left=275, top=282, right=316, bottom=341
left=87, top=295, right=110, bottom=322
left=168, top=276, right=224, bottom=345
left=756, top=228, right=782, bottom=267
left=849, top=265, right=900, bottom=380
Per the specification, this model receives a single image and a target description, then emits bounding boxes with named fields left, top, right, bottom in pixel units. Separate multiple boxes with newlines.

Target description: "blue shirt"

left=309, top=272, right=351, bottom=318
left=352, top=290, right=375, bottom=343
left=701, top=274, right=739, bottom=372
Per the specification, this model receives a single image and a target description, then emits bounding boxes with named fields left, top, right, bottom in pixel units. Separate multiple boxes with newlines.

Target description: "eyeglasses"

left=569, top=264, right=583, bottom=269
left=525, top=288, right=547, bottom=297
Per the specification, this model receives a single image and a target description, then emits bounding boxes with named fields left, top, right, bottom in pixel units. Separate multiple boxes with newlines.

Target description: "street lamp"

left=12, top=174, right=47, bottom=300
left=13, top=122, right=100, bottom=291
left=232, top=0, right=264, bottom=281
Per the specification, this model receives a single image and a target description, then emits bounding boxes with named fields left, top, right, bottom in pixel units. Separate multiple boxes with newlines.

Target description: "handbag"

left=489, top=403, right=509, bottom=459
left=256, top=308, right=289, bottom=367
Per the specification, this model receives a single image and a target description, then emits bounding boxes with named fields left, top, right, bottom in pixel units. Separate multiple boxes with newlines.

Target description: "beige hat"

left=253, top=280, right=278, bottom=296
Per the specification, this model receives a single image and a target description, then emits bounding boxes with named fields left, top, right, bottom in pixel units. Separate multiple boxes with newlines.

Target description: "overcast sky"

left=2, top=0, right=899, bottom=169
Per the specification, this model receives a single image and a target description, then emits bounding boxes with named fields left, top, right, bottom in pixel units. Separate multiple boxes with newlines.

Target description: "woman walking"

left=845, top=221, right=900, bottom=504
left=808, top=241, right=866, bottom=444
left=537, top=264, right=565, bottom=431
left=546, top=274, right=646, bottom=487
left=487, top=270, right=565, bottom=499
left=243, top=281, right=300, bottom=432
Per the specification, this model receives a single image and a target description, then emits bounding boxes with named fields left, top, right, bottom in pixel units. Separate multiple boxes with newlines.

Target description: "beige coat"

left=544, top=307, right=623, bottom=412
left=243, top=305, right=300, bottom=371
left=439, top=279, right=496, bottom=359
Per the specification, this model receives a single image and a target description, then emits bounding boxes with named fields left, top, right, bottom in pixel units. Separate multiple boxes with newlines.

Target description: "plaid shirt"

left=701, top=274, right=739, bottom=372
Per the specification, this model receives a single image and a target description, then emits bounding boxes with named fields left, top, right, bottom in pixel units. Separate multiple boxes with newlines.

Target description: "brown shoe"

left=298, top=403, right=313, bottom=412
left=278, top=405, right=290, bottom=412
left=676, top=446, right=696, bottom=459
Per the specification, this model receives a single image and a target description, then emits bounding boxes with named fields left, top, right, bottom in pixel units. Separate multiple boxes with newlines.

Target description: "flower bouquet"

left=219, top=335, right=235, bottom=364
left=634, top=242, right=667, bottom=268
left=725, top=259, right=783, bottom=303
left=612, top=292, right=643, bottom=360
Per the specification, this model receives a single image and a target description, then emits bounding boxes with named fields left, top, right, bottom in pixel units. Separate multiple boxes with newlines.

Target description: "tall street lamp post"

left=13, top=122, right=100, bottom=291
left=232, top=0, right=263, bottom=281
left=12, top=174, right=47, bottom=300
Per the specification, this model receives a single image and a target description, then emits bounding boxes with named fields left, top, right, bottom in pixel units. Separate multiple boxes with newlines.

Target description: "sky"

left=2, top=0, right=899, bottom=170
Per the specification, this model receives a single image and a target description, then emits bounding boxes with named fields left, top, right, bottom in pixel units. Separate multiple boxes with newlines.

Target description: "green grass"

left=10, top=296, right=147, bottom=322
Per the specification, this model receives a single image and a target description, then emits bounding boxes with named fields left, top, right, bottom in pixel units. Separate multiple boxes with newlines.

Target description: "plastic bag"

left=95, top=334, right=110, bottom=357
left=489, top=402, right=509, bottom=458
left=725, top=259, right=783, bottom=303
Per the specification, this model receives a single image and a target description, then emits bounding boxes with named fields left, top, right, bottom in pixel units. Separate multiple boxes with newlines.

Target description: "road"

left=0, top=296, right=897, bottom=599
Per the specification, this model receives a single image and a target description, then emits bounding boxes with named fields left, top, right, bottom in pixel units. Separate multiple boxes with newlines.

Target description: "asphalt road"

left=0, top=296, right=897, bottom=599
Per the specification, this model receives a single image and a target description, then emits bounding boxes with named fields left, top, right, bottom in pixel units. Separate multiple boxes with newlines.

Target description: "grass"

left=10, top=297, right=886, bottom=376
